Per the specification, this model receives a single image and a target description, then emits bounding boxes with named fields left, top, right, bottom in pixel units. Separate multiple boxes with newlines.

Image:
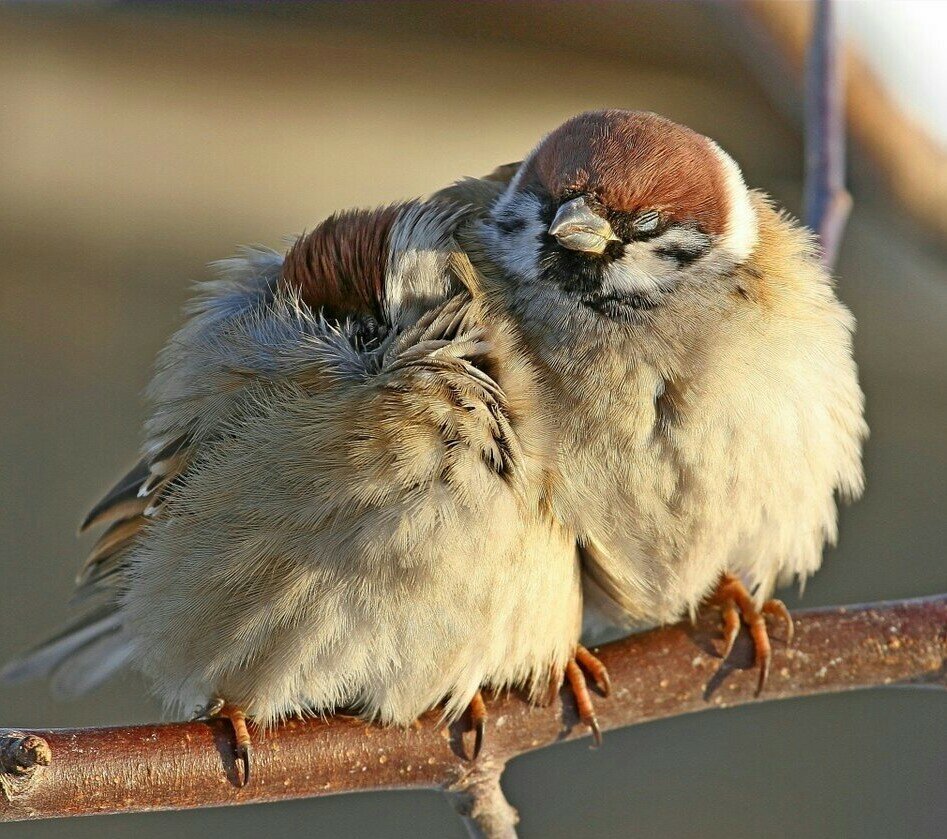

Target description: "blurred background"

left=1, top=2, right=944, bottom=837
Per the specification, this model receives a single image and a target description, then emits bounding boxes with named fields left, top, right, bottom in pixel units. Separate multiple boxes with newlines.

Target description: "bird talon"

left=719, top=599, right=741, bottom=660
left=755, top=648, right=771, bottom=698
left=587, top=714, right=603, bottom=748
left=575, top=644, right=612, bottom=697
left=565, top=657, right=604, bottom=746
left=192, top=697, right=225, bottom=721
left=200, top=700, right=254, bottom=785
left=709, top=574, right=791, bottom=694
left=466, top=691, right=487, bottom=761
left=235, top=742, right=252, bottom=786
left=762, top=598, right=795, bottom=644
left=473, top=719, right=485, bottom=761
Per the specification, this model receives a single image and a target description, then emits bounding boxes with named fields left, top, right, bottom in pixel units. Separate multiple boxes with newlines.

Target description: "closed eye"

left=633, top=210, right=661, bottom=234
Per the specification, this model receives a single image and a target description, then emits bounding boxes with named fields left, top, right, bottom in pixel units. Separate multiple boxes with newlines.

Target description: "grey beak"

left=548, top=197, right=620, bottom=254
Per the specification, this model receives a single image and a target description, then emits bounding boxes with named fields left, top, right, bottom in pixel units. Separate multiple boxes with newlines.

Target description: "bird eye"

left=634, top=211, right=661, bottom=234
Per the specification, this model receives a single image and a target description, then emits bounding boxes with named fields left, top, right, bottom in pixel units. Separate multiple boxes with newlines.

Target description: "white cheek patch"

left=600, top=225, right=713, bottom=297
left=483, top=190, right=547, bottom=282
left=708, top=140, right=757, bottom=263
left=601, top=246, right=669, bottom=297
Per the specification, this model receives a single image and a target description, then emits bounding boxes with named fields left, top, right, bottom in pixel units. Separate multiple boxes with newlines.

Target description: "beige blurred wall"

left=0, top=4, right=800, bottom=253
left=1, top=5, right=944, bottom=839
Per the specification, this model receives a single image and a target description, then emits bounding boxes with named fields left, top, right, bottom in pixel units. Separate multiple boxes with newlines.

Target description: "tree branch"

left=2, top=596, right=944, bottom=827
left=803, top=0, right=851, bottom=267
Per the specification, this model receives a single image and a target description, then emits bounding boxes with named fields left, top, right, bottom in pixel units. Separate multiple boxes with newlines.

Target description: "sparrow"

left=452, top=110, right=867, bottom=691
left=1, top=197, right=610, bottom=783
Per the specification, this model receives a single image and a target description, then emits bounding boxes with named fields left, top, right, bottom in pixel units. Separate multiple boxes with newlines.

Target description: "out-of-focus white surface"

left=843, top=0, right=947, bottom=145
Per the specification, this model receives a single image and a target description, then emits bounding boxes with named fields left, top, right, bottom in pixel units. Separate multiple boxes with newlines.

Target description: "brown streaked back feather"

left=80, top=494, right=150, bottom=534
left=80, top=435, right=189, bottom=533
left=280, top=203, right=413, bottom=323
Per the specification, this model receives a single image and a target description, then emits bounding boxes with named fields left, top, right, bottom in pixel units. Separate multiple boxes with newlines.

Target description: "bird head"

left=481, top=110, right=758, bottom=324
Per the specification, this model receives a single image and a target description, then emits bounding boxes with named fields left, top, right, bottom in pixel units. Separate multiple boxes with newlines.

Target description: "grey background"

left=1, top=3, right=944, bottom=837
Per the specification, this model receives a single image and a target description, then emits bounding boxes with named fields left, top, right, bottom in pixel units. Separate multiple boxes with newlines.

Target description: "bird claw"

left=710, top=574, right=793, bottom=694
left=763, top=598, right=795, bottom=645
left=719, top=599, right=742, bottom=660
left=194, top=697, right=253, bottom=785
left=575, top=644, right=612, bottom=697
left=191, top=697, right=225, bottom=721
left=235, top=741, right=252, bottom=787
left=587, top=713, right=603, bottom=748
left=473, top=719, right=485, bottom=761
left=565, top=652, right=609, bottom=747
left=466, top=691, right=487, bottom=761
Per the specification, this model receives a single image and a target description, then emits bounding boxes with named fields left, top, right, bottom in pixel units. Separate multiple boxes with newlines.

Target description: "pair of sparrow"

left=2, top=110, right=866, bottom=783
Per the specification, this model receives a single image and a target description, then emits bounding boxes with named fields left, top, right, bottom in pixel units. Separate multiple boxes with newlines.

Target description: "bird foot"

left=464, top=645, right=611, bottom=758
left=195, top=697, right=252, bottom=785
left=709, top=573, right=794, bottom=695
left=565, top=645, right=611, bottom=746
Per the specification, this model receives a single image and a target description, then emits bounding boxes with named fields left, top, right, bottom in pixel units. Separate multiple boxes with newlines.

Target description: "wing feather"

left=78, top=460, right=150, bottom=532
left=5, top=186, right=518, bottom=695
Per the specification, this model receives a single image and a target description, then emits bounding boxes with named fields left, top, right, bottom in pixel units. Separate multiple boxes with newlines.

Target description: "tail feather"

left=49, top=630, right=136, bottom=699
left=0, top=607, right=124, bottom=686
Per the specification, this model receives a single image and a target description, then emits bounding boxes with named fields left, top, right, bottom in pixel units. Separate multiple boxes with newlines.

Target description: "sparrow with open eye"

left=1, top=197, right=611, bottom=782
left=457, top=110, right=867, bottom=691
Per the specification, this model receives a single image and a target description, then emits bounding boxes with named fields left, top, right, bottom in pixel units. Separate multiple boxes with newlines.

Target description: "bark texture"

left=2, top=596, right=944, bottom=824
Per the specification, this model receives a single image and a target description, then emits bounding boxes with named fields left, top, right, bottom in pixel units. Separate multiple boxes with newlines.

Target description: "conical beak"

left=548, top=197, right=620, bottom=254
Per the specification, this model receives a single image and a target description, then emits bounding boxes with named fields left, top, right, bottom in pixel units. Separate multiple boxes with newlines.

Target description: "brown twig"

left=803, top=0, right=851, bottom=268
left=1, top=596, right=944, bottom=831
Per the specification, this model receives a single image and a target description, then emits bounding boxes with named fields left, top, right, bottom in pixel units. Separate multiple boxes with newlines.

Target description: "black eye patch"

left=534, top=191, right=560, bottom=223
left=654, top=245, right=707, bottom=267
left=649, top=226, right=711, bottom=267
left=654, top=240, right=711, bottom=267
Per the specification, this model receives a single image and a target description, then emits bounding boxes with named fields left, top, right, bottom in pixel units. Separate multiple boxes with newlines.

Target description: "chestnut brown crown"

left=517, top=110, right=730, bottom=237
